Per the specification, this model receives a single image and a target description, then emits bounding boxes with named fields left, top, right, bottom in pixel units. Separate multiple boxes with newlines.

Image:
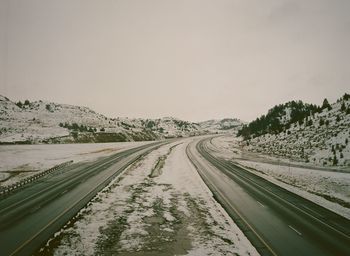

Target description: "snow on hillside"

left=199, top=118, right=243, bottom=134
left=0, top=96, right=213, bottom=143
left=242, top=96, right=350, bottom=168
left=140, top=117, right=203, bottom=138
left=0, top=95, right=243, bottom=144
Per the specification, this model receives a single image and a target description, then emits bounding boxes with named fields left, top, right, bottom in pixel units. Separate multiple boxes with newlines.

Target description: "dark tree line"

left=238, top=93, right=350, bottom=140
left=238, top=100, right=320, bottom=140
left=59, top=122, right=97, bottom=133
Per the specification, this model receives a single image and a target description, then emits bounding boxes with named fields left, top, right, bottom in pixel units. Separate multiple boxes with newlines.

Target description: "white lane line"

left=257, top=200, right=265, bottom=207
left=186, top=144, right=278, bottom=256
left=9, top=146, right=156, bottom=256
left=61, top=189, right=68, bottom=195
left=301, top=204, right=324, bottom=218
left=289, top=225, right=302, bottom=236
left=231, top=161, right=350, bottom=239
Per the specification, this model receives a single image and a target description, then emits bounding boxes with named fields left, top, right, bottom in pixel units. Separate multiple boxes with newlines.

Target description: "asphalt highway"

left=187, top=136, right=350, bottom=256
left=0, top=141, right=166, bottom=256
left=2, top=136, right=349, bottom=256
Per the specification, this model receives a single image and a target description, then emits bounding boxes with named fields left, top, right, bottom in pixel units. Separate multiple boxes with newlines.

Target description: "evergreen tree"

left=16, top=101, right=23, bottom=108
left=237, top=100, right=320, bottom=140
left=72, top=123, right=79, bottom=130
left=333, top=155, right=338, bottom=165
left=341, top=102, right=346, bottom=111
left=322, top=98, right=332, bottom=110
left=319, top=118, right=324, bottom=126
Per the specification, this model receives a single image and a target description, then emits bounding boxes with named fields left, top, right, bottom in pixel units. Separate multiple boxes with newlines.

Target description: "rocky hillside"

left=0, top=95, right=242, bottom=144
left=240, top=94, right=350, bottom=167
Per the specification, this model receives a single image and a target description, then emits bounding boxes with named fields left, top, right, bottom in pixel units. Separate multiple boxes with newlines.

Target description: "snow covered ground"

left=0, top=95, right=216, bottom=143
left=209, top=135, right=350, bottom=220
left=241, top=97, right=350, bottom=168
left=198, top=118, right=243, bottom=134
left=42, top=139, right=258, bottom=256
left=0, top=141, right=151, bottom=187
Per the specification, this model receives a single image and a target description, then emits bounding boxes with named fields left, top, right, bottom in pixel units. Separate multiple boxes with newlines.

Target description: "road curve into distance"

left=187, top=136, right=350, bottom=256
left=0, top=141, right=168, bottom=256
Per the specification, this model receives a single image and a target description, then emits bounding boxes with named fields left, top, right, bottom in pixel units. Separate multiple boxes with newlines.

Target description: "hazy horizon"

left=1, top=0, right=349, bottom=122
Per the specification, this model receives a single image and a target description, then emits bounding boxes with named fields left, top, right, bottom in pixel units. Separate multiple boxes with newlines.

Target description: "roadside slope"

left=239, top=94, right=350, bottom=168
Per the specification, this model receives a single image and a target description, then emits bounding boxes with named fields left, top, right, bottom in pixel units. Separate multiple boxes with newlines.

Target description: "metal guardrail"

left=0, top=160, right=73, bottom=197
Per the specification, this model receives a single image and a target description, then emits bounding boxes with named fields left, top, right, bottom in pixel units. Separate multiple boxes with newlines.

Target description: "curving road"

left=187, top=136, right=350, bottom=256
left=2, top=136, right=350, bottom=256
left=0, top=141, right=167, bottom=256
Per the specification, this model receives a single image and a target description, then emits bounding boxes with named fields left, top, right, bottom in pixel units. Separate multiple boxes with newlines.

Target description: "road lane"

left=0, top=141, right=167, bottom=256
left=187, top=136, right=350, bottom=256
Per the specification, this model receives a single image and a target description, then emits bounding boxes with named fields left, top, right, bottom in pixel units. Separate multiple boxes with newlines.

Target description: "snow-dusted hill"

left=199, top=118, right=243, bottom=134
left=0, top=95, right=157, bottom=143
left=0, top=95, right=241, bottom=144
left=241, top=94, right=350, bottom=167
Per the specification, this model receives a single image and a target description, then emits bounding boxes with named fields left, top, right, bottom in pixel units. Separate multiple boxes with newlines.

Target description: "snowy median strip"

left=40, top=139, right=258, bottom=256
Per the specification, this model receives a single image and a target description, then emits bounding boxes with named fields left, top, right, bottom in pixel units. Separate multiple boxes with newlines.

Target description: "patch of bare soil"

left=149, top=143, right=182, bottom=178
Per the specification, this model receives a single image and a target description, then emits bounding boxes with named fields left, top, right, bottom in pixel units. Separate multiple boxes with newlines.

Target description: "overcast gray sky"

left=0, top=0, right=349, bottom=122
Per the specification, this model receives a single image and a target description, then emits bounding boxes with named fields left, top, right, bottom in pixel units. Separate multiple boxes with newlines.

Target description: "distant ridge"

left=0, top=95, right=242, bottom=144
